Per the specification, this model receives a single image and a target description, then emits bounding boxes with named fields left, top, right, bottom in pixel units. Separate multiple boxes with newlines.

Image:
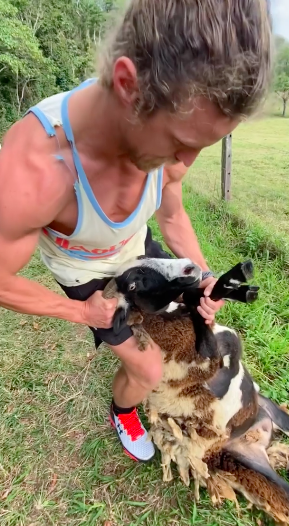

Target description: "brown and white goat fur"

left=105, top=257, right=289, bottom=524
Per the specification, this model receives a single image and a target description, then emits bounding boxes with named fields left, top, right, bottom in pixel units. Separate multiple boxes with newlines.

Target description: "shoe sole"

left=109, top=414, right=155, bottom=464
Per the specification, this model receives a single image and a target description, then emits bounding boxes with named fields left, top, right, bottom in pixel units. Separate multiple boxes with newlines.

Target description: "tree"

left=274, top=39, right=289, bottom=117
left=0, top=0, right=55, bottom=128
left=275, top=72, right=289, bottom=117
left=0, top=0, right=115, bottom=138
left=11, top=0, right=115, bottom=91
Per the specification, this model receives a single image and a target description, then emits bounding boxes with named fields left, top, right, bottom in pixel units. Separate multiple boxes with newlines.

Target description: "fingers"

left=197, top=297, right=225, bottom=325
left=104, top=297, right=118, bottom=310
left=202, top=277, right=217, bottom=296
left=95, top=290, right=118, bottom=310
left=197, top=305, right=215, bottom=325
left=89, top=291, right=118, bottom=328
left=197, top=276, right=225, bottom=324
left=102, top=297, right=118, bottom=327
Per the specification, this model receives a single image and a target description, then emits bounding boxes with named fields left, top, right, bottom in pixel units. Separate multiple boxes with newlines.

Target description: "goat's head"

left=112, top=257, right=202, bottom=334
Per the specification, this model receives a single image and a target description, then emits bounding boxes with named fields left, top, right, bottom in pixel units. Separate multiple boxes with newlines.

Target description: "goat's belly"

left=148, top=382, right=215, bottom=420
left=211, top=362, right=257, bottom=431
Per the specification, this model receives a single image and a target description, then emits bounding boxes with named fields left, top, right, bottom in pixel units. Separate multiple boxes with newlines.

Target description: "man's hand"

left=83, top=291, right=118, bottom=328
left=197, top=277, right=225, bottom=325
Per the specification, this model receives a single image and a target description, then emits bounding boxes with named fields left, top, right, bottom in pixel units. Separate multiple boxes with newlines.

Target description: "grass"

left=1, top=115, right=289, bottom=525
left=187, top=114, right=289, bottom=248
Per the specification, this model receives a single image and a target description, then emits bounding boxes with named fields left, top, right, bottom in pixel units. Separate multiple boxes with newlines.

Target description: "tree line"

left=0, top=0, right=115, bottom=137
left=274, top=36, right=289, bottom=117
left=1, top=2, right=289, bottom=140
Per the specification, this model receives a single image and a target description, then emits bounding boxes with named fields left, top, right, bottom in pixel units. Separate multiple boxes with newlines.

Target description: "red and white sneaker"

left=109, top=405, right=155, bottom=462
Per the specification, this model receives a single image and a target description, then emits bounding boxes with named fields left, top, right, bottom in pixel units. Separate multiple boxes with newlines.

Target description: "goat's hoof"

left=241, top=260, right=254, bottom=281
left=246, top=286, right=259, bottom=303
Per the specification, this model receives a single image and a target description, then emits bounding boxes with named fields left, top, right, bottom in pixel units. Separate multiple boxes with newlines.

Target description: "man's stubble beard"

left=128, top=150, right=177, bottom=172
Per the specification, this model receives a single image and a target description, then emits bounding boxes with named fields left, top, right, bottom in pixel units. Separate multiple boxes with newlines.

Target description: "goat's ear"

left=112, top=305, right=131, bottom=335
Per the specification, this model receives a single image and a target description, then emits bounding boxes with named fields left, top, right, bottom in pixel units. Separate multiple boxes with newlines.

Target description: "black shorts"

left=59, top=227, right=172, bottom=348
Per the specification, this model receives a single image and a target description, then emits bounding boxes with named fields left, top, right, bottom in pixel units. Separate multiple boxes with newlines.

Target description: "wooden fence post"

left=221, top=134, right=232, bottom=200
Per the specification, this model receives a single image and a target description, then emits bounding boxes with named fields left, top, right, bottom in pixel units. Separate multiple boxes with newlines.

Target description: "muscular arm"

left=156, top=163, right=225, bottom=324
left=156, top=165, right=210, bottom=270
left=0, top=119, right=86, bottom=324
left=0, top=230, right=87, bottom=324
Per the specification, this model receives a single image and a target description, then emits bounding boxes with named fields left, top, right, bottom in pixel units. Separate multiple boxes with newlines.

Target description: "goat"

left=103, top=257, right=289, bottom=524
left=102, top=257, right=202, bottom=348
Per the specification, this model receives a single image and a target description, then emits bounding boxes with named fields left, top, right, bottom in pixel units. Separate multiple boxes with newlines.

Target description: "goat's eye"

left=128, top=282, right=136, bottom=291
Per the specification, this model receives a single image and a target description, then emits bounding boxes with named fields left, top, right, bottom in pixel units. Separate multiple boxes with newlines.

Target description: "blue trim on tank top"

left=156, top=167, right=163, bottom=209
left=45, top=182, right=84, bottom=239
left=25, top=106, right=56, bottom=137
left=25, top=81, right=90, bottom=240
left=61, top=79, right=160, bottom=230
left=26, top=78, right=163, bottom=242
left=25, top=78, right=95, bottom=139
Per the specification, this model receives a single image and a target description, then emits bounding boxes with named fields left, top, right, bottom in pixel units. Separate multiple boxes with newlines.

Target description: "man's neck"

left=68, top=82, right=129, bottom=163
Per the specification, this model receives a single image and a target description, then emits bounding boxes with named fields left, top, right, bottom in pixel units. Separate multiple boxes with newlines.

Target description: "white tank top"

left=26, top=79, right=163, bottom=286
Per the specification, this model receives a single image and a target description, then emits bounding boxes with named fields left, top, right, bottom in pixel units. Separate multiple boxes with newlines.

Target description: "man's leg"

left=108, top=336, right=162, bottom=462
left=57, top=227, right=169, bottom=461
left=103, top=228, right=169, bottom=460
left=58, top=276, right=160, bottom=462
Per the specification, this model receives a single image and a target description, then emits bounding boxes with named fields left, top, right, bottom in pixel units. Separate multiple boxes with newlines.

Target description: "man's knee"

left=141, top=354, right=163, bottom=389
left=128, top=342, right=163, bottom=390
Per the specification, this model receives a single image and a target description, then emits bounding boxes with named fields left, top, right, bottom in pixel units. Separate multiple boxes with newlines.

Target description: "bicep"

left=0, top=137, right=64, bottom=275
left=0, top=174, right=40, bottom=275
left=0, top=228, right=40, bottom=276
left=156, top=179, right=184, bottom=222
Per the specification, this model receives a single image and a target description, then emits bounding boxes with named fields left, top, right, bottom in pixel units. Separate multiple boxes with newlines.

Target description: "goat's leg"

left=258, top=394, right=289, bottom=437
left=183, top=259, right=259, bottom=306
left=257, top=394, right=289, bottom=471
left=218, top=285, right=259, bottom=303
left=131, top=324, right=151, bottom=351
left=210, top=260, right=259, bottom=303
left=161, top=451, right=173, bottom=482
left=213, top=260, right=254, bottom=293
left=207, top=408, right=289, bottom=524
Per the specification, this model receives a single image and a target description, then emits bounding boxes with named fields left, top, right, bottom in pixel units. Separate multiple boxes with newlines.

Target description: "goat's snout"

left=183, top=264, right=195, bottom=275
left=178, top=263, right=202, bottom=288
left=183, top=263, right=201, bottom=278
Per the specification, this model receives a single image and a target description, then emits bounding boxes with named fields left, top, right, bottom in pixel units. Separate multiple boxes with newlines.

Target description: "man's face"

left=120, top=97, right=240, bottom=173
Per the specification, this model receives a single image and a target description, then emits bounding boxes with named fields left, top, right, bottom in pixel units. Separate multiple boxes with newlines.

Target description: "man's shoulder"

left=0, top=115, right=70, bottom=225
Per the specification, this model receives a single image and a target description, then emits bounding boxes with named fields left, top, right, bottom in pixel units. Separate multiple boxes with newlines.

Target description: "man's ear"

left=113, top=57, right=139, bottom=108
left=112, top=305, right=131, bottom=335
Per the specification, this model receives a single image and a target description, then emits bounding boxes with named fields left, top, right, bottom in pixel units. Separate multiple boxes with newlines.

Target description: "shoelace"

left=117, top=409, right=145, bottom=441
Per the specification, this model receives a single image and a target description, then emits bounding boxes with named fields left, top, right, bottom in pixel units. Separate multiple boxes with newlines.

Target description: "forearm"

left=158, top=211, right=210, bottom=271
left=0, top=274, right=86, bottom=324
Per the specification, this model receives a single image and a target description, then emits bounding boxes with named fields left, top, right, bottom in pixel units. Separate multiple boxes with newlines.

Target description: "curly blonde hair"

left=99, top=0, right=273, bottom=118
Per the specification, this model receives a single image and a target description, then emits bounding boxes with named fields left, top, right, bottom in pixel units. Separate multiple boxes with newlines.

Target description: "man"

left=0, top=0, right=272, bottom=462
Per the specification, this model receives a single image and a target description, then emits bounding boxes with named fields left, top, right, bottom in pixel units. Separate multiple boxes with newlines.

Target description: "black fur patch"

left=112, top=306, right=130, bottom=335
left=207, top=330, right=242, bottom=398
left=241, top=366, right=256, bottom=408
